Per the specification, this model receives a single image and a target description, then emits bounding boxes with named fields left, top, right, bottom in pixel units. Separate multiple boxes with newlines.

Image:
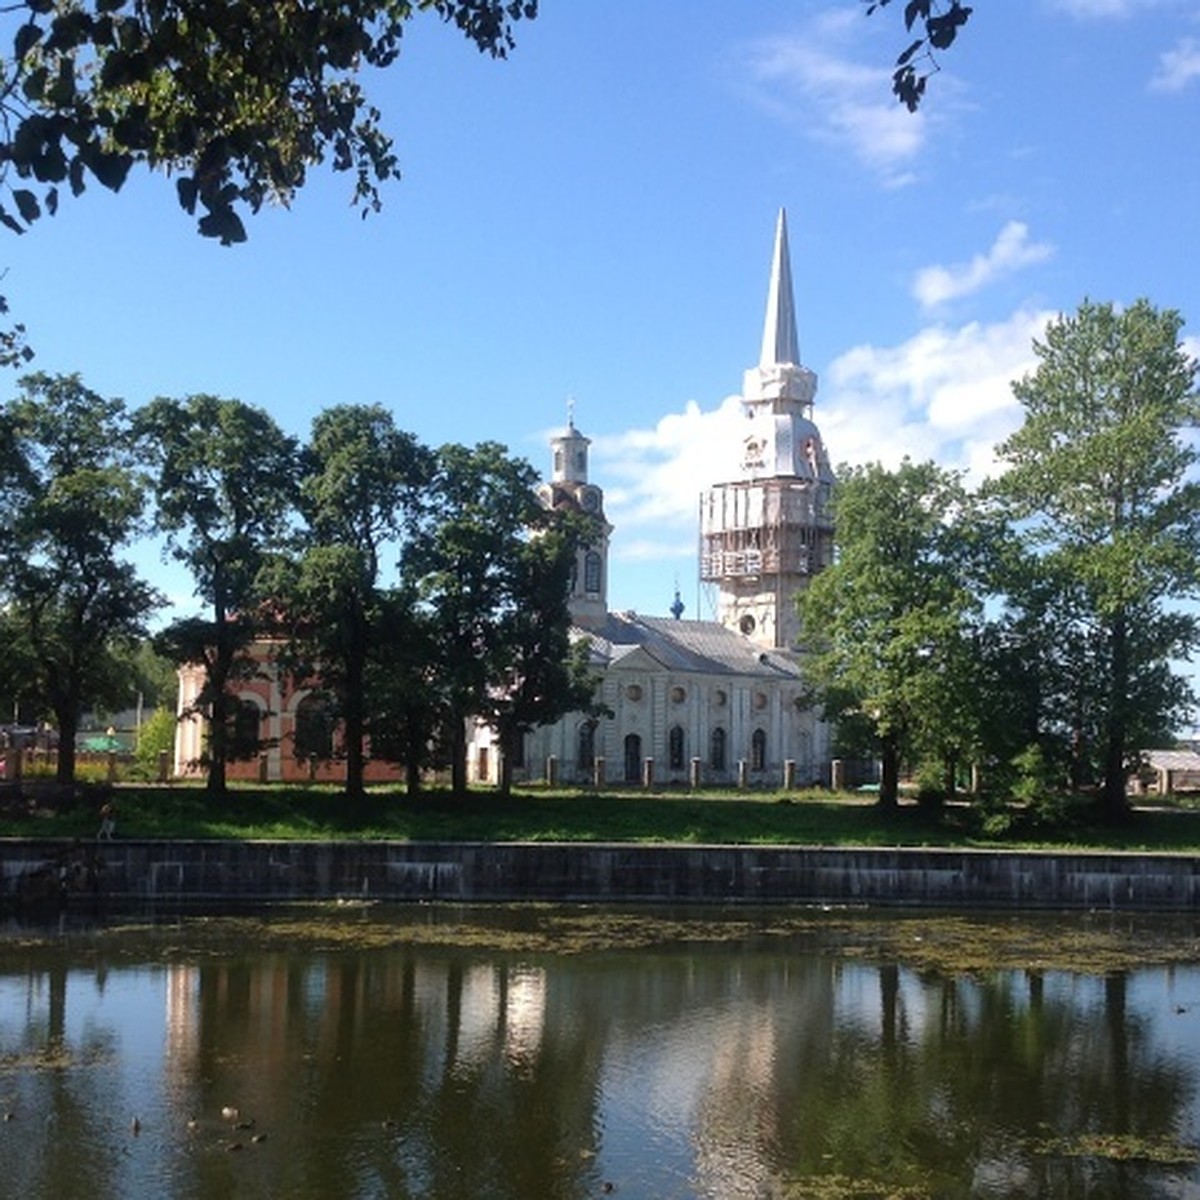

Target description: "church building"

left=469, top=209, right=836, bottom=788
left=174, top=211, right=835, bottom=789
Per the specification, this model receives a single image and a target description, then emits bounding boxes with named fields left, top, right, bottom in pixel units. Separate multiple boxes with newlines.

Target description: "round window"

left=626, top=684, right=643, bottom=701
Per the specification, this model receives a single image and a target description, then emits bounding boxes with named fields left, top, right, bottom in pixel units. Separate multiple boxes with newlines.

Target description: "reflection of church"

left=469, top=210, right=835, bottom=787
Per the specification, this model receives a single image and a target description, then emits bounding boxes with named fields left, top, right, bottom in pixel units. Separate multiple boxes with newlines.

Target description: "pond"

left=2, top=904, right=1200, bottom=1199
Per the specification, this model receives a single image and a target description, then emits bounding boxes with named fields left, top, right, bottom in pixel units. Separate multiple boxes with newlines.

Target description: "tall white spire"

left=759, top=208, right=800, bottom=369
left=742, top=208, right=816, bottom=412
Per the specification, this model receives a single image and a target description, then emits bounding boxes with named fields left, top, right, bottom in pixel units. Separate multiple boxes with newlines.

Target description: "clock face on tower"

left=581, top=487, right=600, bottom=512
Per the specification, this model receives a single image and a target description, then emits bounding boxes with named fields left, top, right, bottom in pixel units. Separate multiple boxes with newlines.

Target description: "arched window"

left=584, top=550, right=602, bottom=595
left=668, top=725, right=686, bottom=771
left=623, top=733, right=642, bottom=783
left=709, top=726, right=727, bottom=772
left=294, top=696, right=334, bottom=762
left=226, top=697, right=262, bottom=762
left=751, top=728, right=767, bottom=772
left=578, top=720, right=597, bottom=770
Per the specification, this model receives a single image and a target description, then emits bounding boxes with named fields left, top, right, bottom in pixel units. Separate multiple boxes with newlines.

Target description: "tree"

left=866, top=0, right=974, bottom=111
left=479, top=510, right=600, bottom=796
left=366, top=590, right=445, bottom=796
left=0, top=2, right=537, bottom=356
left=797, top=459, right=981, bottom=808
left=136, top=394, right=299, bottom=796
left=0, top=2, right=537, bottom=243
left=991, top=298, right=1200, bottom=821
left=411, top=441, right=588, bottom=794
left=277, top=404, right=433, bottom=801
left=0, top=372, right=159, bottom=783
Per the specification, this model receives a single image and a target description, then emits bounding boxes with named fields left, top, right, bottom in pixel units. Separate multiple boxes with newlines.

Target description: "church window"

left=228, top=698, right=262, bottom=761
left=578, top=720, right=597, bottom=770
left=623, top=733, right=642, bottom=784
left=584, top=550, right=602, bottom=594
left=751, top=728, right=767, bottom=772
left=710, top=726, right=727, bottom=772
left=554, top=449, right=563, bottom=474
left=670, top=685, right=686, bottom=704
left=294, top=696, right=334, bottom=761
left=668, top=725, right=686, bottom=771
left=626, top=683, right=643, bottom=702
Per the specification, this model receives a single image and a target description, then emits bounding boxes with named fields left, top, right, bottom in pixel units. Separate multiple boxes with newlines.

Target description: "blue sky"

left=3, top=0, right=1198, bottom=625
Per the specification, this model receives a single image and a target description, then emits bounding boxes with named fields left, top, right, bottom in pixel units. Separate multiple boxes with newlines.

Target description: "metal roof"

left=575, top=611, right=803, bottom=680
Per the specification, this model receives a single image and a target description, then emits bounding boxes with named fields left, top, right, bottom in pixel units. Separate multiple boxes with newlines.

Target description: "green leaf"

left=198, top=208, right=247, bottom=245
left=22, top=66, right=48, bottom=102
left=0, top=205, right=26, bottom=236
left=176, top=176, right=198, bottom=215
left=12, top=189, right=40, bottom=224
left=82, top=145, right=133, bottom=191
left=14, top=23, right=43, bottom=59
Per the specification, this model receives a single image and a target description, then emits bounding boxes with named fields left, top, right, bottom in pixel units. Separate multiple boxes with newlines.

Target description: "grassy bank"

left=4, top=782, right=1200, bottom=852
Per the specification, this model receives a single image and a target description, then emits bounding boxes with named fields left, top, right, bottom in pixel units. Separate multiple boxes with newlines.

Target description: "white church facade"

left=468, top=209, right=836, bottom=788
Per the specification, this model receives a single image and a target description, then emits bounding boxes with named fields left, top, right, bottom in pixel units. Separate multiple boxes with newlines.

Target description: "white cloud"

left=598, top=309, right=1056, bottom=572
left=912, top=222, right=1055, bottom=309
left=593, top=396, right=745, bottom=566
left=1048, top=0, right=1161, bottom=16
left=736, top=24, right=927, bottom=185
left=823, top=308, right=1055, bottom=480
left=1150, top=37, right=1200, bottom=92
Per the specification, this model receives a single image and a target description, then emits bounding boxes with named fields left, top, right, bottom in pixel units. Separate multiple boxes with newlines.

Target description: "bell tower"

left=537, top=414, right=611, bottom=628
left=699, top=210, right=834, bottom=650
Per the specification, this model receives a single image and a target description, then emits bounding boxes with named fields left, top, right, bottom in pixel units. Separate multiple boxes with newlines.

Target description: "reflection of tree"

left=3, top=929, right=1199, bottom=1199
left=772, top=963, right=1197, bottom=1195
left=0, top=959, right=122, bottom=1199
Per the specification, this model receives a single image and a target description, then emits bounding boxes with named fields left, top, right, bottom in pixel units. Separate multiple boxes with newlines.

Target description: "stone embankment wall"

left=2, top=839, right=1199, bottom=910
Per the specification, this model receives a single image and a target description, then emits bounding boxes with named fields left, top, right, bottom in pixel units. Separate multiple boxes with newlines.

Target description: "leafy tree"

left=412, top=441, right=587, bottom=794
left=0, top=1, right=537, bottom=355
left=136, top=394, right=299, bottom=796
left=0, top=1, right=536, bottom=241
left=990, top=298, right=1200, bottom=821
left=479, top=510, right=600, bottom=796
left=276, top=404, right=433, bottom=801
left=0, top=372, right=159, bottom=782
left=413, top=441, right=540, bottom=792
left=366, top=590, right=445, bottom=796
left=134, top=705, right=177, bottom=774
left=797, top=459, right=981, bottom=808
left=866, top=0, right=974, bottom=111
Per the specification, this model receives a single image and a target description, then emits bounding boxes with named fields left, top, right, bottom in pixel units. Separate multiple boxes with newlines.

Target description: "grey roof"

left=575, top=611, right=803, bottom=680
left=1143, top=749, right=1200, bottom=771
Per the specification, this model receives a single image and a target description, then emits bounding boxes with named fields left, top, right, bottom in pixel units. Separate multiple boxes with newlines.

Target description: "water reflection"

left=1, top=910, right=1199, bottom=1199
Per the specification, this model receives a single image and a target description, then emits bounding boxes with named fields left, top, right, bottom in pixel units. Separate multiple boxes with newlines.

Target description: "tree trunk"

left=343, top=657, right=366, bottom=804
left=55, top=708, right=78, bottom=785
left=1102, top=613, right=1131, bottom=822
left=498, top=726, right=515, bottom=797
left=878, top=730, right=900, bottom=809
left=450, top=717, right=468, bottom=795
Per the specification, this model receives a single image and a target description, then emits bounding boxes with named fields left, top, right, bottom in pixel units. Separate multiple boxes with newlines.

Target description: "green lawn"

left=5, top=782, right=1200, bottom=852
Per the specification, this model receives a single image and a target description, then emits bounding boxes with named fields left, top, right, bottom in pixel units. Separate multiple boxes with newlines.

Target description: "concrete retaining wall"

left=3, top=839, right=1200, bottom=910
